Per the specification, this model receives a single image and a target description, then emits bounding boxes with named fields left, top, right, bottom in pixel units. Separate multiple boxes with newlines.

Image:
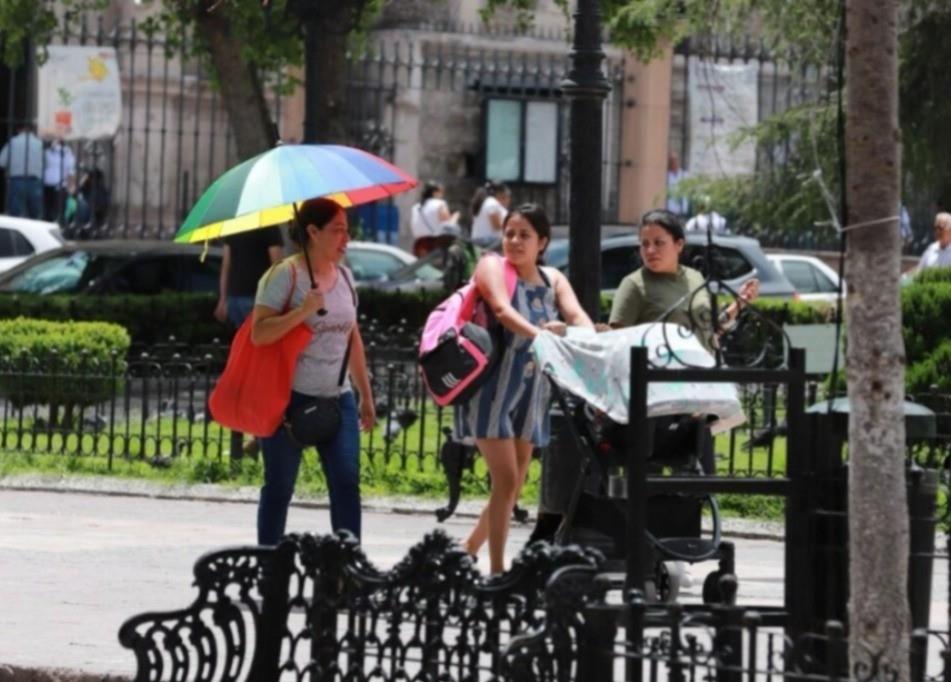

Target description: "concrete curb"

left=0, top=665, right=129, bottom=681
left=0, top=473, right=786, bottom=541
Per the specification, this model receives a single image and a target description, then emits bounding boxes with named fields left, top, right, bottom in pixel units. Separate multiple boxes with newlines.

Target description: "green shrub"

left=0, top=317, right=131, bottom=420
left=907, top=266, right=951, bottom=285
left=0, top=293, right=225, bottom=345
left=901, top=281, right=951, bottom=366
left=907, top=338, right=951, bottom=395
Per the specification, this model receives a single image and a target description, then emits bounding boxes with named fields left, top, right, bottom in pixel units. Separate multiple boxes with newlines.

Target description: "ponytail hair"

left=470, top=179, right=509, bottom=217
left=420, top=180, right=442, bottom=207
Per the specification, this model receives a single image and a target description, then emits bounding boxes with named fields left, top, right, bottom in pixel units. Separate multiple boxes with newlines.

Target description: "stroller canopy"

left=531, top=324, right=745, bottom=434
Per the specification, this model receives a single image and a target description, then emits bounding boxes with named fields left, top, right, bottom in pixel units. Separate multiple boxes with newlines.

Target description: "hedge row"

left=0, top=317, right=130, bottom=414
left=0, top=288, right=836, bottom=343
left=0, top=293, right=225, bottom=346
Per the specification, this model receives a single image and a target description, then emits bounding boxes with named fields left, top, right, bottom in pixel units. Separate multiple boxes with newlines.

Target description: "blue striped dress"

left=453, top=276, right=558, bottom=446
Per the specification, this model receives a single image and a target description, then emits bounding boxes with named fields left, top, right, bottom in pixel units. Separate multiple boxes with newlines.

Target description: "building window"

left=485, top=99, right=558, bottom=184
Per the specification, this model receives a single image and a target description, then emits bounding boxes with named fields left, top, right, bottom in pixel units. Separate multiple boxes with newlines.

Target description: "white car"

left=766, top=254, right=844, bottom=302
left=0, top=215, right=63, bottom=274
left=343, top=241, right=417, bottom=286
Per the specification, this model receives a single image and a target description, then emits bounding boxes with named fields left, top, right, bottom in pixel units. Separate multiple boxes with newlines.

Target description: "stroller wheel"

left=655, top=561, right=686, bottom=603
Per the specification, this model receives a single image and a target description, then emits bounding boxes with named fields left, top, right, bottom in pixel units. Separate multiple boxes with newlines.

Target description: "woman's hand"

left=358, top=394, right=376, bottom=432
left=594, top=322, right=612, bottom=333
left=299, top=286, right=325, bottom=316
left=738, top=278, right=760, bottom=306
left=541, top=320, right=567, bottom=336
left=214, top=297, right=227, bottom=323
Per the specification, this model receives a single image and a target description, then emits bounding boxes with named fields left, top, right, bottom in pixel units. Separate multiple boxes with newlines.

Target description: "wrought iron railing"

left=0, top=328, right=828, bottom=481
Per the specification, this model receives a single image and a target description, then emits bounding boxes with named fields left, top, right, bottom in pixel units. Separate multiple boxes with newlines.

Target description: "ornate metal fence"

left=0, top=325, right=830, bottom=479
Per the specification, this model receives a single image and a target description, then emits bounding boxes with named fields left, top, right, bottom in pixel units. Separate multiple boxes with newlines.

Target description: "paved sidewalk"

left=0, top=488, right=539, bottom=678
left=0, top=473, right=787, bottom=539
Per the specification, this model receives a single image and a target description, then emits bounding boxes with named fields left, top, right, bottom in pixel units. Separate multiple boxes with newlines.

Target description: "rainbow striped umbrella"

left=173, top=144, right=417, bottom=243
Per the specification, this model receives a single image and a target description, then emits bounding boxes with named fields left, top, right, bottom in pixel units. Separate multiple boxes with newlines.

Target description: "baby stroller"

left=531, top=324, right=746, bottom=603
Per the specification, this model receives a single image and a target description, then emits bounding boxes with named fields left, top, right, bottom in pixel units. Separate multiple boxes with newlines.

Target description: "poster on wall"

left=37, top=46, right=121, bottom=140
left=687, top=60, right=758, bottom=176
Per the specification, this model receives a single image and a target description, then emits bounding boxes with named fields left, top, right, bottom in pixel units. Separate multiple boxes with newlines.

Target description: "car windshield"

left=3, top=251, right=91, bottom=293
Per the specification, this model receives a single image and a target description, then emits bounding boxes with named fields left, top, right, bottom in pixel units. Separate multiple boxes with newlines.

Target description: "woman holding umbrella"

left=176, top=144, right=416, bottom=544
left=251, top=197, right=375, bottom=545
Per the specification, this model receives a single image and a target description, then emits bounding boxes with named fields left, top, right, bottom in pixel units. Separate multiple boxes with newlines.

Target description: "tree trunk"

left=194, top=5, right=276, bottom=160
left=302, top=11, right=350, bottom=144
left=845, top=0, right=909, bottom=677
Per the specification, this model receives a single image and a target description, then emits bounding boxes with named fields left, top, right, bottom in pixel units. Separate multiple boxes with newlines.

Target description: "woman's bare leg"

left=463, top=438, right=519, bottom=574
left=513, top=439, right=534, bottom=499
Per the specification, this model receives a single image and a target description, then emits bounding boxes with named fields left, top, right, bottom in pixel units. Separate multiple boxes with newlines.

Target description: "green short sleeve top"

left=608, top=265, right=713, bottom=349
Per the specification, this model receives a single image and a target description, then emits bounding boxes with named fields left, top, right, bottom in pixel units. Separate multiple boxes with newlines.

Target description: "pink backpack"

left=419, top=255, right=518, bottom=406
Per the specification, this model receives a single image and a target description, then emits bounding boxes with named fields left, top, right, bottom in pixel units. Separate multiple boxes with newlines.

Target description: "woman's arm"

left=720, top=278, right=760, bottom=325
left=250, top=285, right=324, bottom=346
left=608, top=276, right=644, bottom=329
left=488, top=206, right=505, bottom=233
left=475, top=256, right=540, bottom=338
left=548, top=268, right=594, bottom=328
left=437, top=200, right=453, bottom=223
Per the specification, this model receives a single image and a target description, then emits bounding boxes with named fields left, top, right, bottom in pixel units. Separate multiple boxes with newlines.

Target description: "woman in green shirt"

left=608, top=209, right=759, bottom=348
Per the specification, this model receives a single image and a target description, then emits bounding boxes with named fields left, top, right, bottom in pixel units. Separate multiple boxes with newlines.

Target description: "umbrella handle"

left=295, top=202, right=329, bottom=317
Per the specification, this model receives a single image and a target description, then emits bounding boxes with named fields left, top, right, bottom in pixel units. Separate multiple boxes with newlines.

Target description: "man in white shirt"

left=666, top=153, right=689, bottom=215
left=685, top=196, right=727, bottom=234
left=43, top=139, right=76, bottom=222
left=0, top=124, right=44, bottom=219
left=917, top=212, right=951, bottom=272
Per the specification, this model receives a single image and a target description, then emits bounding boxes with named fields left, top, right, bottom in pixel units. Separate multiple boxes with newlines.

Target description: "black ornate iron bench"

left=118, top=529, right=603, bottom=681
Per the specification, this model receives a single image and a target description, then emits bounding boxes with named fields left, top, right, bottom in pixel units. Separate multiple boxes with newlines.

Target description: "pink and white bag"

left=419, top=255, right=517, bottom=406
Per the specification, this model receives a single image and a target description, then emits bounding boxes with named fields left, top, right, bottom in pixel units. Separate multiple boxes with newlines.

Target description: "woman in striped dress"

left=455, top=204, right=594, bottom=574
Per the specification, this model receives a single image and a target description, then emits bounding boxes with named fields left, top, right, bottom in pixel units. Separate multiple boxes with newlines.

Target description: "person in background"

left=685, top=196, right=727, bottom=234
left=666, top=152, right=689, bottom=215
left=78, top=168, right=110, bottom=229
left=899, top=204, right=913, bottom=244
left=43, top=139, right=76, bottom=223
left=456, top=203, right=594, bottom=574
left=917, top=212, right=951, bottom=273
left=0, top=124, right=44, bottom=219
left=410, top=180, right=460, bottom=257
left=470, top=180, right=511, bottom=246
left=215, top=226, right=284, bottom=461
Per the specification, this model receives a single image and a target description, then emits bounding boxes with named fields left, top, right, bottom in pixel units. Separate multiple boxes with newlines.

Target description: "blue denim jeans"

left=226, top=296, right=255, bottom=329
left=257, top=390, right=361, bottom=545
left=7, top=177, right=43, bottom=219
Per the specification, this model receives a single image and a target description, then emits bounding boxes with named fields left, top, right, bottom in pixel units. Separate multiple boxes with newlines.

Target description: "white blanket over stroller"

left=531, top=323, right=745, bottom=434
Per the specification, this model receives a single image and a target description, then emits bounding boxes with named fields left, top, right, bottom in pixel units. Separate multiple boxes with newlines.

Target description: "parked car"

left=0, top=240, right=222, bottom=295
left=0, top=215, right=63, bottom=274
left=766, top=254, right=843, bottom=302
left=545, top=233, right=797, bottom=297
left=344, top=242, right=421, bottom=287
left=357, top=243, right=449, bottom=292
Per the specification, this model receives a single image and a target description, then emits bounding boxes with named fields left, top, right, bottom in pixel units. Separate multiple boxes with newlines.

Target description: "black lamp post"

left=561, top=0, right=611, bottom=319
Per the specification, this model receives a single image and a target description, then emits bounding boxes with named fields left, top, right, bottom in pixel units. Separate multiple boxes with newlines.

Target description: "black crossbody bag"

left=284, top=263, right=357, bottom=448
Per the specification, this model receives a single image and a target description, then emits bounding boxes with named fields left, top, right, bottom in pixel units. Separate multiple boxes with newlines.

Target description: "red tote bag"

left=209, top=264, right=312, bottom=437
